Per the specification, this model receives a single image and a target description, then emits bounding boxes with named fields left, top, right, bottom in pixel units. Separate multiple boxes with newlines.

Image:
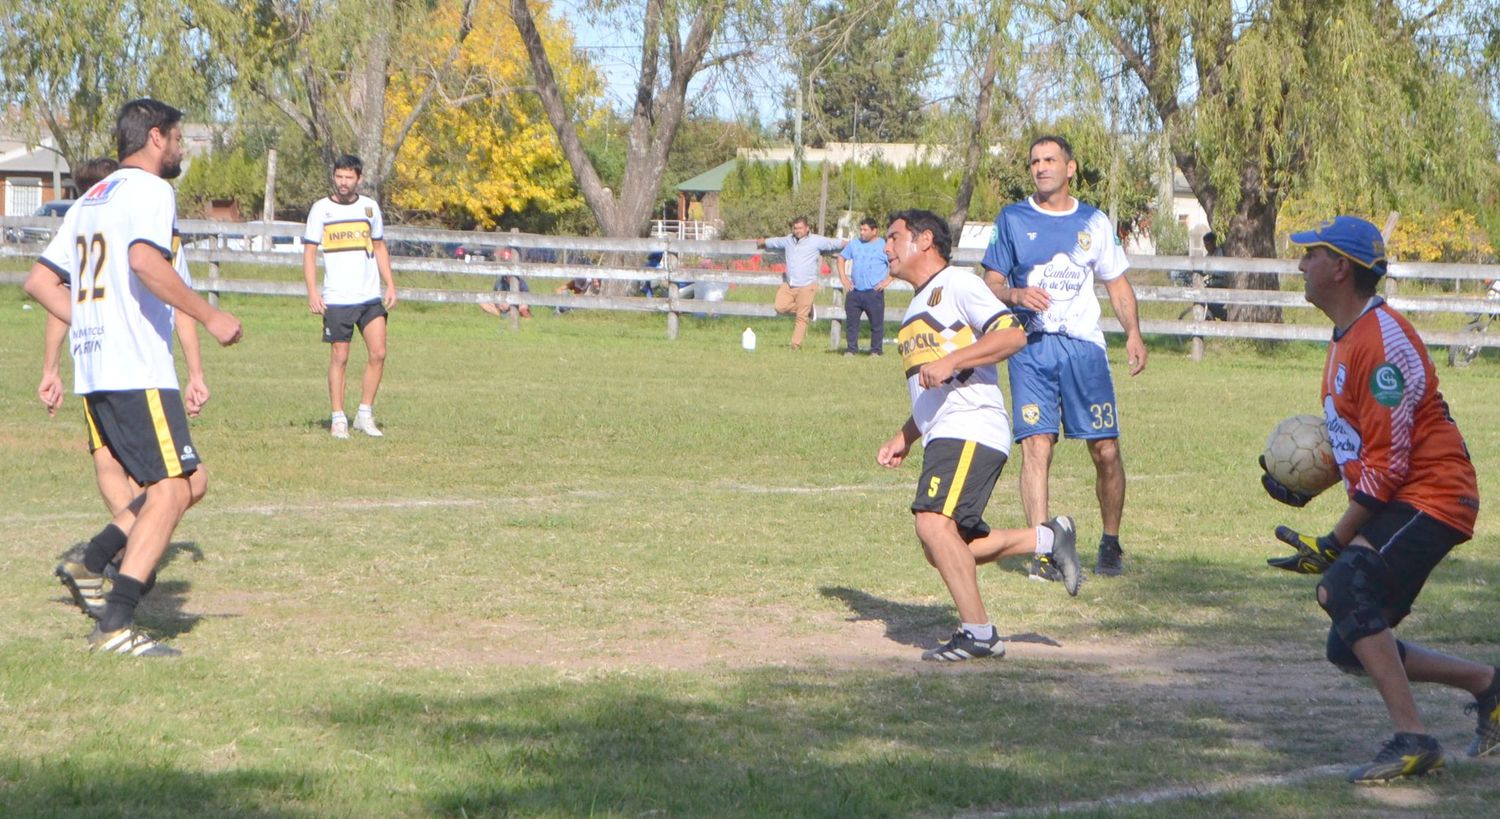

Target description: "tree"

left=386, top=0, right=600, bottom=229
left=191, top=0, right=480, bottom=202
left=784, top=0, right=939, bottom=146
left=1056, top=0, right=1497, bottom=319
left=0, top=0, right=219, bottom=173
left=510, top=0, right=756, bottom=238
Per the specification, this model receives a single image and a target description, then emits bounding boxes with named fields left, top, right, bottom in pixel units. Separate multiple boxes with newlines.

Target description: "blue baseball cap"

left=1289, top=216, right=1387, bottom=272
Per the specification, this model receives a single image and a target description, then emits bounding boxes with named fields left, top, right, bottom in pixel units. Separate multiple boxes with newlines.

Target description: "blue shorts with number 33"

left=1008, top=333, right=1120, bottom=441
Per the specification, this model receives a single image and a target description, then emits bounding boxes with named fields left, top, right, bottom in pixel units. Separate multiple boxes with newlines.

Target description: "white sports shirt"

left=896, top=265, right=1020, bottom=453
left=303, top=195, right=385, bottom=305
left=39, top=168, right=184, bottom=394
left=981, top=197, right=1129, bottom=348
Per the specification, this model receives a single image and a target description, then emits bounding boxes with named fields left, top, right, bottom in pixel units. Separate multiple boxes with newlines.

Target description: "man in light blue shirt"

left=838, top=217, right=893, bottom=356
left=758, top=216, right=843, bottom=350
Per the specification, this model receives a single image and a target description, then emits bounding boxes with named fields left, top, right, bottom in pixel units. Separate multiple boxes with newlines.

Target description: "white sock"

left=1035, top=524, right=1055, bottom=555
left=962, top=622, right=996, bottom=640
left=356, top=404, right=373, bottom=417
left=332, top=411, right=347, bottom=422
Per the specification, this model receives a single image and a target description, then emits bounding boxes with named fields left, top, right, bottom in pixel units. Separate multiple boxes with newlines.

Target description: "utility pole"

left=793, top=82, right=804, bottom=192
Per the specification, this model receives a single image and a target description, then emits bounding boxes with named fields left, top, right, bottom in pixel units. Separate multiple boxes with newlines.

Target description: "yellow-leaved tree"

left=387, top=0, right=600, bottom=228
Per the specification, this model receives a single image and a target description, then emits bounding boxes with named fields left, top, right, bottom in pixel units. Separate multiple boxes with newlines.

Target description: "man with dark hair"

left=24, top=98, right=243, bottom=657
left=40, top=155, right=213, bottom=618
left=981, top=134, right=1146, bottom=580
left=1264, top=215, right=1498, bottom=782
left=757, top=216, right=843, bottom=350
left=303, top=154, right=398, bottom=439
left=838, top=216, right=892, bottom=356
left=877, top=209, right=1082, bottom=662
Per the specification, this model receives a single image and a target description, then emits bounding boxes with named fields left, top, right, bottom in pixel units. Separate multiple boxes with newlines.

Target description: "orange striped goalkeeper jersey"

left=1322, top=298, right=1478, bottom=536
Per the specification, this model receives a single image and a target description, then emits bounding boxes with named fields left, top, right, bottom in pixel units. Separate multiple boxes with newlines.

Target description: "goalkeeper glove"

left=1259, top=455, right=1315, bottom=508
left=1267, top=526, right=1344, bottom=574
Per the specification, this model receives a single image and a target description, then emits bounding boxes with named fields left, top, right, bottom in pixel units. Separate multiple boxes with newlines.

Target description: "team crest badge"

left=1021, top=403, right=1041, bottom=425
left=1334, top=363, right=1347, bottom=395
left=1077, top=231, right=1092, bottom=251
left=927, top=287, right=944, bottom=307
left=364, top=206, right=374, bottom=218
left=1370, top=363, right=1405, bottom=407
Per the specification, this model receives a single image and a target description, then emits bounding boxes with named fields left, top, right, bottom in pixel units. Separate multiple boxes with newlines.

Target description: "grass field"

left=3, top=277, right=1500, bottom=817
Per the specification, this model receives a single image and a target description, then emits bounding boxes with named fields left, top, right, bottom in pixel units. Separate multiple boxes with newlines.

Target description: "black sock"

left=1481, top=665, right=1500, bottom=699
left=98, top=573, right=146, bottom=632
left=1101, top=533, right=1121, bottom=551
left=83, top=524, right=128, bottom=573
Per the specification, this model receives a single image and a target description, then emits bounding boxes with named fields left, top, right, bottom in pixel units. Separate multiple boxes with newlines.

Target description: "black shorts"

left=1362, top=502, right=1470, bottom=627
left=911, top=438, right=1008, bottom=540
left=322, top=299, right=387, bottom=343
left=83, top=389, right=200, bottom=485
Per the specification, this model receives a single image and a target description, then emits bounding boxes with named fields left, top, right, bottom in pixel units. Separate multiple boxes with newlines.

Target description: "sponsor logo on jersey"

left=1370, top=363, right=1405, bottom=407
left=1021, top=403, right=1041, bottom=425
left=1077, top=231, right=1092, bottom=251
left=321, top=219, right=375, bottom=256
left=1324, top=396, right=1360, bottom=467
left=927, top=286, right=943, bottom=307
left=80, top=178, right=124, bottom=205
left=1026, top=232, right=1037, bottom=240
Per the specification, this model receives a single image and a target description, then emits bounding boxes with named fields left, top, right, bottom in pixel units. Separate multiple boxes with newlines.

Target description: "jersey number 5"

left=74, top=233, right=107, bottom=303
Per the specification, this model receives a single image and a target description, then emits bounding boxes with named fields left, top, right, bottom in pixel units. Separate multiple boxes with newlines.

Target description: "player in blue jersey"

left=980, top=135, right=1147, bottom=578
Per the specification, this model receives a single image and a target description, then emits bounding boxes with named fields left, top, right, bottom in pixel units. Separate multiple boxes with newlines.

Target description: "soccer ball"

left=1262, top=414, right=1340, bottom=496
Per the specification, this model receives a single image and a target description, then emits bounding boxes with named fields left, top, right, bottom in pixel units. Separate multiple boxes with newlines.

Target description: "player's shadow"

left=51, top=540, right=221, bottom=638
left=819, top=586, right=1062, bottom=650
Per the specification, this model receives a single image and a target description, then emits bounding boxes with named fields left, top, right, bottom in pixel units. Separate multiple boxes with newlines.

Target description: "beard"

left=160, top=158, right=183, bottom=180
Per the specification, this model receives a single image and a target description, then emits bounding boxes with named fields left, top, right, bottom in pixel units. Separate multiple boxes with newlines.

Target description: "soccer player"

left=39, top=157, right=213, bottom=618
left=876, top=209, right=1082, bottom=662
left=303, top=155, right=398, bottom=439
left=1263, top=215, right=1499, bottom=782
left=24, top=98, right=243, bottom=657
left=980, top=135, right=1146, bottom=579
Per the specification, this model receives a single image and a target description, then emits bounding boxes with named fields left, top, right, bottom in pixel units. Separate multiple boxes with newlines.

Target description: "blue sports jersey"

left=980, top=197, right=1128, bottom=347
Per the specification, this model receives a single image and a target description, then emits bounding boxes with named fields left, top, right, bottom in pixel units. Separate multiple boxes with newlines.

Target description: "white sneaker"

left=353, top=413, right=383, bottom=437
left=331, top=417, right=350, bottom=439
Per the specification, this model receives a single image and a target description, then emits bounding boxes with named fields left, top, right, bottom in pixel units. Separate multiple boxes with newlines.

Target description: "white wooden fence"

left=5, top=217, right=1499, bottom=358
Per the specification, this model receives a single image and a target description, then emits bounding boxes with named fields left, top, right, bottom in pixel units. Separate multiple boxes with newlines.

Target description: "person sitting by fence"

left=555, top=276, right=601, bottom=314
left=1175, top=231, right=1230, bottom=321
left=482, top=265, right=532, bottom=319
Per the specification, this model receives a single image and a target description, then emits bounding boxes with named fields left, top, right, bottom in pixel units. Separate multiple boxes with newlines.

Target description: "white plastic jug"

left=741, top=327, right=756, bottom=351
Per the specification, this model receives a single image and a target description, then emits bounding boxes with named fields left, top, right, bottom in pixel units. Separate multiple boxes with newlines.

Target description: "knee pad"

left=1318, top=548, right=1393, bottom=646
left=1326, top=628, right=1408, bottom=675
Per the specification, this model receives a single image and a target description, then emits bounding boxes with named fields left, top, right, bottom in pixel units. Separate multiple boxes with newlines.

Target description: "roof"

left=676, top=160, right=737, bottom=193
left=676, top=157, right=827, bottom=193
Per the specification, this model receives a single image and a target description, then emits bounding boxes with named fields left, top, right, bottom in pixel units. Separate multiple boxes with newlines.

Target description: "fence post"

left=829, top=284, right=843, bottom=351
left=666, top=281, right=680, bottom=340
left=208, top=257, right=221, bottom=308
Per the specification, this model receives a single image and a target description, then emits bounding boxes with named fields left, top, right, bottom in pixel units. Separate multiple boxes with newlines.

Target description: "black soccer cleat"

left=1347, top=733, right=1445, bottom=783
left=1095, top=539, right=1124, bottom=577
left=1465, top=670, right=1500, bottom=758
left=1028, top=555, right=1061, bottom=583
left=55, top=558, right=107, bottom=620
left=921, top=628, right=1005, bottom=662
left=1045, top=516, right=1083, bottom=596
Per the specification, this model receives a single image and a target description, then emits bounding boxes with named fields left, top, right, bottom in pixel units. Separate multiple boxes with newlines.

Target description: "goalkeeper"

left=1261, top=216, right=1497, bottom=783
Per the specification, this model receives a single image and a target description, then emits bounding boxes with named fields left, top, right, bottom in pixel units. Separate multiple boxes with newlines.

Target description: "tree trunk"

left=1224, top=188, right=1282, bottom=323
left=512, top=0, right=724, bottom=241
left=949, top=36, right=1000, bottom=235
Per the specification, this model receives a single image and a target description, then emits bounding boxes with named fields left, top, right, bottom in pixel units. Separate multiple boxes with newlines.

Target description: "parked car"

left=5, top=199, right=74, bottom=242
